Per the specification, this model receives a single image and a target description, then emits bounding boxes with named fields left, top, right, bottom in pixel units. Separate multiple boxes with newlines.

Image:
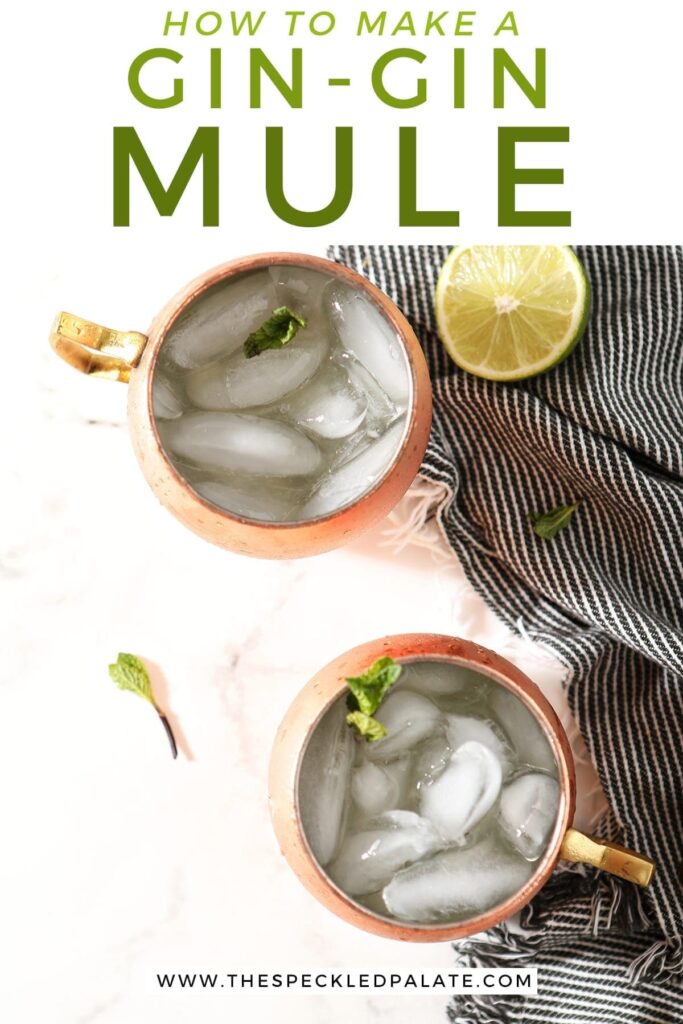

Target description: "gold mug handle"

left=50, top=312, right=148, bottom=384
left=560, top=828, right=655, bottom=887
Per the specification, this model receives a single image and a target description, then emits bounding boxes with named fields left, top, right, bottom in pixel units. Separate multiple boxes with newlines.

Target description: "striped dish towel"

left=329, top=246, right=683, bottom=1023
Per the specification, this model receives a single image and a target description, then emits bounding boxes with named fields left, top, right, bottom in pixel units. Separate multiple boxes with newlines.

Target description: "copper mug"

left=49, top=253, right=432, bottom=558
left=269, top=633, right=655, bottom=942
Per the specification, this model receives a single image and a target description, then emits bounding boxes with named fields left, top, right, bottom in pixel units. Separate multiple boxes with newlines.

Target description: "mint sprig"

left=528, top=502, right=581, bottom=539
left=108, top=653, right=178, bottom=758
left=345, top=656, right=402, bottom=742
left=243, top=306, right=307, bottom=358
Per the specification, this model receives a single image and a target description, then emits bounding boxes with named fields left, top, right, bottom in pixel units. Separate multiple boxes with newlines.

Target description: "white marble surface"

left=1, top=255, right=607, bottom=1024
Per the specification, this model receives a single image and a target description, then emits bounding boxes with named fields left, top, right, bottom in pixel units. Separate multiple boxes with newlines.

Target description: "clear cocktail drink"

left=153, top=263, right=411, bottom=522
left=298, top=660, right=560, bottom=924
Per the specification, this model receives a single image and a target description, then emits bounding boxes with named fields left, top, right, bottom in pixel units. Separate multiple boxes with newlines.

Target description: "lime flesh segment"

left=435, top=246, right=590, bottom=381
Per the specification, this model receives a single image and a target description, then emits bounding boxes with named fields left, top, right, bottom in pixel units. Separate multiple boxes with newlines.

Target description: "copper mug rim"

left=268, top=632, right=655, bottom=943
left=50, top=253, right=433, bottom=558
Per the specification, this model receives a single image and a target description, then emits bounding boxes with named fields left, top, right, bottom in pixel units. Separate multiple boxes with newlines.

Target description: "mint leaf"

left=346, top=710, right=387, bottom=743
left=243, top=306, right=307, bottom=359
left=528, top=502, right=580, bottom=539
left=346, top=656, right=402, bottom=716
left=108, top=653, right=154, bottom=703
left=345, top=656, right=402, bottom=742
left=108, top=653, right=178, bottom=759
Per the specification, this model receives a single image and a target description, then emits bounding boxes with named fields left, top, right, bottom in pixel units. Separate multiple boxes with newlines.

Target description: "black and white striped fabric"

left=329, top=246, right=683, bottom=1023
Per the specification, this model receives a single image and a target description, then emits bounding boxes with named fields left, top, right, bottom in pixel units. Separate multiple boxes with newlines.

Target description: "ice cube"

left=340, top=353, right=398, bottom=433
left=299, top=417, right=406, bottom=519
left=351, top=762, right=399, bottom=818
left=152, top=372, right=184, bottom=420
left=383, top=756, right=414, bottom=807
left=328, top=810, right=441, bottom=897
left=446, top=715, right=512, bottom=773
left=413, top=733, right=452, bottom=786
left=499, top=773, right=560, bottom=861
left=383, top=838, right=534, bottom=923
left=419, top=741, right=502, bottom=843
left=359, top=890, right=390, bottom=918
left=184, top=335, right=328, bottom=411
left=326, top=283, right=410, bottom=406
left=268, top=265, right=329, bottom=326
left=364, top=690, right=442, bottom=762
left=284, top=361, right=367, bottom=439
left=163, top=272, right=278, bottom=370
left=397, top=661, right=484, bottom=699
left=324, top=429, right=375, bottom=475
left=489, top=687, right=557, bottom=774
left=298, top=704, right=355, bottom=867
left=350, top=759, right=411, bottom=818
left=190, top=478, right=295, bottom=522
left=159, top=412, right=322, bottom=477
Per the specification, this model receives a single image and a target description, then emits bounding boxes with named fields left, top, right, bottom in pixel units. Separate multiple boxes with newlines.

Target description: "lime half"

left=435, top=245, right=590, bottom=381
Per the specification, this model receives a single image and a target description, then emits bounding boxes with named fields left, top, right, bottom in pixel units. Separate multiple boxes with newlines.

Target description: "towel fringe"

left=448, top=922, right=543, bottom=1024
left=446, top=877, right=671, bottom=1023
left=447, top=995, right=517, bottom=1024
left=627, top=937, right=683, bottom=982
left=381, top=475, right=453, bottom=558
left=589, top=872, right=624, bottom=934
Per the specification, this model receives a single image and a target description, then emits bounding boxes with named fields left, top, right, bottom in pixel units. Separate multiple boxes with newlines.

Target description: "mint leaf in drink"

left=346, top=710, right=387, bottom=743
left=108, top=653, right=178, bottom=759
left=346, top=656, right=402, bottom=716
left=243, top=306, right=307, bottom=358
left=345, top=656, right=402, bottom=742
left=528, top=502, right=580, bottom=539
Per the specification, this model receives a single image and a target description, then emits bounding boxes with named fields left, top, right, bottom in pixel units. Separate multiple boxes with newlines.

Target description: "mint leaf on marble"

left=108, top=653, right=178, bottom=759
left=108, top=653, right=154, bottom=703
left=528, top=502, right=581, bottom=539
left=243, top=306, right=307, bottom=359
left=345, top=656, right=402, bottom=742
